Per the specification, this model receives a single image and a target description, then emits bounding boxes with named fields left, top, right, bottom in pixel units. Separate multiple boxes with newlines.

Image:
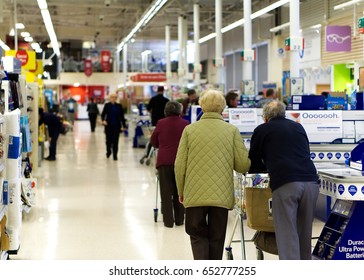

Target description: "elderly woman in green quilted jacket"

left=175, top=89, right=251, bottom=260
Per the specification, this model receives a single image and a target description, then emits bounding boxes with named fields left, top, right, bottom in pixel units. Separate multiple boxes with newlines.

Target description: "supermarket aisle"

left=11, top=121, right=323, bottom=260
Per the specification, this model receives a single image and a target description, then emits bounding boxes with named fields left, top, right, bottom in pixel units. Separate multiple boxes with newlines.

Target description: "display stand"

left=314, top=143, right=364, bottom=260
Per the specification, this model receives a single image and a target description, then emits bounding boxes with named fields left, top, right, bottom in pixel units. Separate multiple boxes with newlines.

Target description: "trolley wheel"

left=145, top=159, right=151, bottom=166
left=139, top=158, right=145, bottom=164
left=225, top=248, right=234, bottom=260
left=256, top=248, right=264, bottom=260
left=153, top=208, right=158, bottom=222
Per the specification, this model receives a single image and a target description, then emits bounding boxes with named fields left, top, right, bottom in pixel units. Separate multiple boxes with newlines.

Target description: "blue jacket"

left=248, top=117, right=318, bottom=191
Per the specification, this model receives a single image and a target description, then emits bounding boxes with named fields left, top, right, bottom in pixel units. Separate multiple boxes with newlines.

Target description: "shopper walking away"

left=256, top=88, right=277, bottom=108
left=248, top=100, right=319, bottom=260
left=39, top=108, right=64, bottom=161
left=66, top=96, right=78, bottom=126
left=101, top=93, right=127, bottom=161
left=150, top=101, right=189, bottom=228
left=87, top=97, right=100, bottom=132
left=175, top=89, right=251, bottom=260
left=147, top=86, right=169, bottom=126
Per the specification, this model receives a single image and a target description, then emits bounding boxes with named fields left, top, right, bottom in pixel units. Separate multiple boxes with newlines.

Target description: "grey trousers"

left=272, top=181, right=319, bottom=260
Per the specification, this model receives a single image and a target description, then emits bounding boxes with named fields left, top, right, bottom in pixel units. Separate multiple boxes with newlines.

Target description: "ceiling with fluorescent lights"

left=0, top=0, right=281, bottom=58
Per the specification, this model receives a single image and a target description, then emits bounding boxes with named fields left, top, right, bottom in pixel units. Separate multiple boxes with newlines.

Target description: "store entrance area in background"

left=11, top=121, right=323, bottom=260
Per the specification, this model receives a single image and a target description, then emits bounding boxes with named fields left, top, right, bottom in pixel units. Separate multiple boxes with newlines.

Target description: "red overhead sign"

left=100, top=50, right=111, bottom=72
left=130, top=73, right=166, bottom=82
left=84, top=59, right=92, bottom=77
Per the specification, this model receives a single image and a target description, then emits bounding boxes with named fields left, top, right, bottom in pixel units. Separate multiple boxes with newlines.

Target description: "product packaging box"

left=290, top=95, right=325, bottom=110
left=350, top=91, right=364, bottom=110
left=327, top=92, right=348, bottom=110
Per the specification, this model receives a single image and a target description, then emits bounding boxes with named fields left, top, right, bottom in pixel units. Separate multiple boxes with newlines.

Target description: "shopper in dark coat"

left=87, top=97, right=99, bottom=132
left=181, top=88, right=199, bottom=118
left=39, top=108, right=63, bottom=161
left=147, top=86, right=169, bottom=126
left=248, top=100, right=319, bottom=260
left=101, top=93, right=126, bottom=160
left=150, top=101, right=189, bottom=228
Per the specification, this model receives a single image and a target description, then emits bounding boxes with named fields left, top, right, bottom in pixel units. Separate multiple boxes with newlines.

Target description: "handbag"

left=252, top=231, right=278, bottom=255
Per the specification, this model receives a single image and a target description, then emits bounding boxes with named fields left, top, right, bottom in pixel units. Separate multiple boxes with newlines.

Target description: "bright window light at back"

left=16, top=23, right=25, bottom=29
left=21, top=32, right=30, bottom=37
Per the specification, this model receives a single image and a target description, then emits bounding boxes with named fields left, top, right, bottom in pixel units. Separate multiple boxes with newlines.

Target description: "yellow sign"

left=5, top=50, right=36, bottom=70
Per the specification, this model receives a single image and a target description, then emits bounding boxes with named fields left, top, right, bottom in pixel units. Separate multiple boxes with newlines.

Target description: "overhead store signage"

left=84, top=59, right=92, bottom=77
left=100, top=50, right=111, bottom=72
left=29, top=60, right=44, bottom=76
left=359, top=17, right=364, bottom=34
left=5, top=50, right=36, bottom=70
left=325, top=25, right=351, bottom=52
left=130, top=73, right=166, bottom=82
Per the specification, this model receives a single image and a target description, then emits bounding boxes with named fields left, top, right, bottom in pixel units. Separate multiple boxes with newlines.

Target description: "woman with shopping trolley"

left=175, top=89, right=251, bottom=260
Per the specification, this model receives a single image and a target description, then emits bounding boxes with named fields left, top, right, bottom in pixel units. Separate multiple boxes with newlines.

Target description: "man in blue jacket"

left=248, top=100, right=319, bottom=260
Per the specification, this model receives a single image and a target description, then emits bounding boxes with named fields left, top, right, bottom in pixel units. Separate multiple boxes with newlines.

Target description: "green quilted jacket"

left=175, top=112, right=251, bottom=209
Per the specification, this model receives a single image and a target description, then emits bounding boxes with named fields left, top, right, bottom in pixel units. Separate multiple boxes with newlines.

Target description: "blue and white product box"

left=7, top=135, right=21, bottom=159
left=291, top=95, right=325, bottom=110
left=2, top=180, right=8, bottom=205
left=327, top=92, right=348, bottom=110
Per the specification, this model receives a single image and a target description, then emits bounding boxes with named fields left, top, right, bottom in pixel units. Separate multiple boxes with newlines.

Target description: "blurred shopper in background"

left=150, top=101, right=189, bottom=228
left=101, top=93, right=127, bottom=161
left=175, top=89, right=251, bottom=260
left=225, top=90, right=239, bottom=108
left=256, top=88, right=277, bottom=108
left=248, top=100, right=319, bottom=260
left=147, top=86, right=169, bottom=126
left=66, top=95, right=78, bottom=126
left=39, top=108, right=64, bottom=161
left=87, top=97, right=100, bottom=132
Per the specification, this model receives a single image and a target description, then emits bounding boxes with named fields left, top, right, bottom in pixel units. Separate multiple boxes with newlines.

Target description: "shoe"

left=45, top=156, right=56, bottom=161
left=106, top=152, right=111, bottom=158
left=113, top=157, right=118, bottom=161
left=175, top=222, right=184, bottom=226
left=164, top=224, right=173, bottom=228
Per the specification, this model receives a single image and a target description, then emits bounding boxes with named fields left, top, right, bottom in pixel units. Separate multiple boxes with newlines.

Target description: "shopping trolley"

left=153, top=170, right=159, bottom=222
left=225, top=173, right=277, bottom=260
left=139, top=125, right=157, bottom=166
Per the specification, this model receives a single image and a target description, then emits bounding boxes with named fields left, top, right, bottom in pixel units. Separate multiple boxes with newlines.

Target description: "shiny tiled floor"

left=12, top=120, right=324, bottom=260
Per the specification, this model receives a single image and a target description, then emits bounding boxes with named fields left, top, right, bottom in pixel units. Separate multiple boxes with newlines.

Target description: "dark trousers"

left=88, top=113, right=97, bottom=132
left=49, top=131, right=60, bottom=159
left=105, top=126, right=120, bottom=158
left=185, top=206, right=228, bottom=260
left=158, top=165, right=185, bottom=227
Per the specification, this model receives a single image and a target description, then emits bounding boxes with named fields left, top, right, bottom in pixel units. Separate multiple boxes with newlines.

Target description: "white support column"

left=215, top=0, right=224, bottom=86
left=14, top=0, right=18, bottom=50
left=178, top=15, right=185, bottom=86
left=165, top=25, right=172, bottom=97
left=243, top=0, right=253, bottom=82
left=290, top=0, right=300, bottom=79
left=183, top=16, right=188, bottom=85
left=114, top=51, right=120, bottom=73
left=194, top=3, right=201, bottom=88
left=123, top=44, right=127, bottom=87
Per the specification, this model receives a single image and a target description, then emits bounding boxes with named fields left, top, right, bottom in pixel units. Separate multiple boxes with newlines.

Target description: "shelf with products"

left=313, top=199, right=364, bottom=260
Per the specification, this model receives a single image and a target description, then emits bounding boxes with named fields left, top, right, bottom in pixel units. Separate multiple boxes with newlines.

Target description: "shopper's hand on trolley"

left=102, top=120, right=107, bottom=126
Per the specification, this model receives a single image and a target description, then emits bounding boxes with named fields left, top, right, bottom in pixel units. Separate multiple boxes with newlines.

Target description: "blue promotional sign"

left=338, top=184, right=345, bottom=195
left=348, top=185, right=357, bottom=196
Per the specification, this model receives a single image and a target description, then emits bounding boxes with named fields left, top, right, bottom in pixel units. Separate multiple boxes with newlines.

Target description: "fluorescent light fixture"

left=9, top=28, right=15, bottom=36
left=0, top=39, right=10, bottom=51
left=117, top=0, right=168, bottom=51
left=74, top=82, right=80, bottom=87
left=40, top=8, right=60, bottom=56
left=82, top=41, right=95, bottom=49
left=21, top=32, right=30, bottom=37
left=24, top=36, right=34, bottom=42
left=310, top=24, right=322, bottom=29
left=270, top=22, right=290, bottom=33
left=221, top=19, right=245, bottom=33
left=36, top=48, right=43, bottom=53
left=197, top=0, right=290, bottom=44
left=15, top=23, right=25, bottom=29
left=37, top=0, right=48, bottom=10
left=334, top=0, right=363, bottom=10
